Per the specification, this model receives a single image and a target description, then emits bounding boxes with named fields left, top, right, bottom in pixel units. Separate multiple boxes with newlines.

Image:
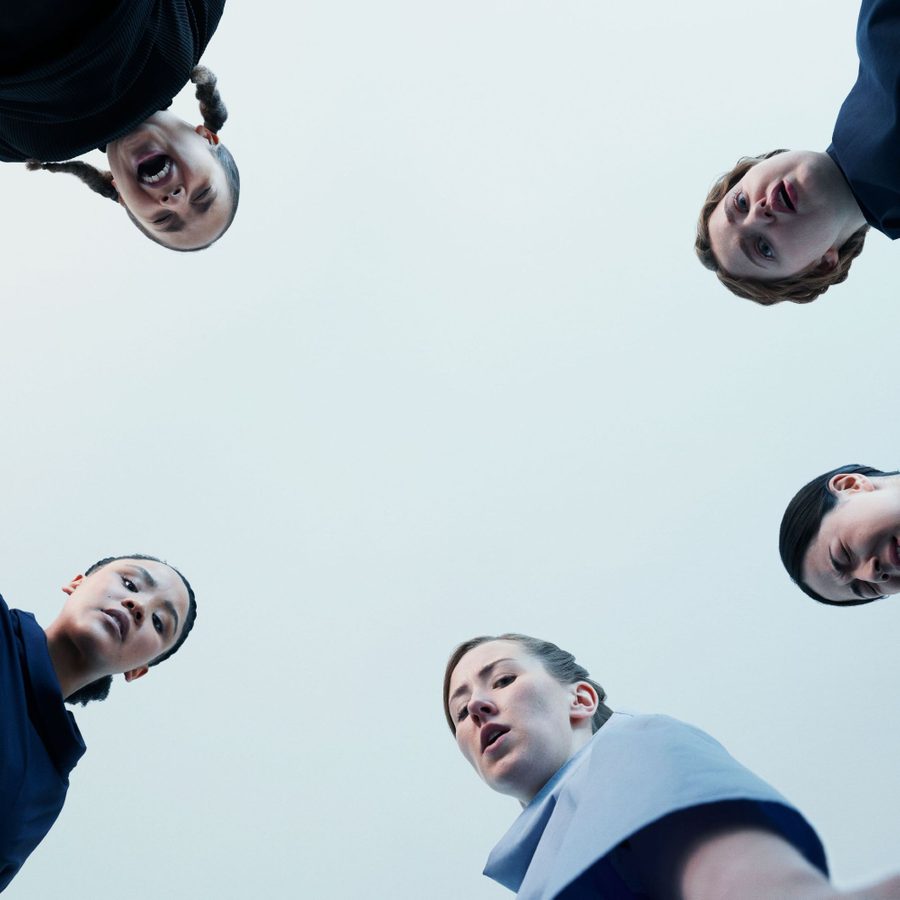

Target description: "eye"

left=757, top=239, right=774, bottom=260
left=152, top=612, right=164, bottom=635
left=493, top=674, right=516, bottom=689
left=456, top=705, right=469, bottom=723
left=734, top=191, right=749, bottom=213
left=193, top=187, right=211, bottom=203
left=121, top=576, right=137, bottom=593
left=153, top=213, right=172, bottom=225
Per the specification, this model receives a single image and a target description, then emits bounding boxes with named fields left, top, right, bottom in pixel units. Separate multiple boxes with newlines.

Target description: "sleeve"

left=605, top=799, right=829, bottom=898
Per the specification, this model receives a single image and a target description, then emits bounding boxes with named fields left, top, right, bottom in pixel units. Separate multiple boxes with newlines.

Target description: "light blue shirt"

left=484, top=712, right=827, bottom=899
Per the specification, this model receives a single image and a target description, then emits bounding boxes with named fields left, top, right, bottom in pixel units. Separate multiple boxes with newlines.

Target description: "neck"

left=822, top=151, right=867, bottom=240
left=43, top=618, right=97, bottom=700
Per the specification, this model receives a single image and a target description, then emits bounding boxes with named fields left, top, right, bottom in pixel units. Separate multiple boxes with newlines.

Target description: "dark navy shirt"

left=0, top=0, right=225, bottom=162
left=0, top=595, right=85, bottom=892
left=828, top=0, right=900, bottom=238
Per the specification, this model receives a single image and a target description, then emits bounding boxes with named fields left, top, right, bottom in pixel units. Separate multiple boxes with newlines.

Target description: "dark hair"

left=695, top=150, right=869, bottom=305
left=779, top=465, right=899, bottom=606
left=25, top=66, right=239, bottom=251
left=443, top=633, right=612, bottom=735
left=65, top=554, right=197, bottom=706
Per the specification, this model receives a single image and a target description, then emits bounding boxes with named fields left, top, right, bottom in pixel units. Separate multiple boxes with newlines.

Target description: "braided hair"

left=26, top=66, right=238, bottom=248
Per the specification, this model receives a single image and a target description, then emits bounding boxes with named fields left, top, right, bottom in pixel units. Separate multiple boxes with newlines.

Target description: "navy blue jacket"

left=0, top=596, right=85, bottom=892
left=0, top=0, right=225, bottom=162
left=828, top=0, right=900, bottom=238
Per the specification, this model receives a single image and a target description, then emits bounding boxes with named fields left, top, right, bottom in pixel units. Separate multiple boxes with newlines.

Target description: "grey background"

left=2, top=1, right=898, bottom=897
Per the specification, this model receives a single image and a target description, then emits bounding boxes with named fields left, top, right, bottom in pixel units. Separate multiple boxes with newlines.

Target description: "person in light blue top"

left=443, top=633, right=900, bottom=899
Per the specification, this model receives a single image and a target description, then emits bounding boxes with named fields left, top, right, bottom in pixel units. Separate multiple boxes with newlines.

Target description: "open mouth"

left=481, top=725, right=510, bottom=754
left=778, top=183, right=796, bottom=212
left=137, top=154, right=173, bottom=185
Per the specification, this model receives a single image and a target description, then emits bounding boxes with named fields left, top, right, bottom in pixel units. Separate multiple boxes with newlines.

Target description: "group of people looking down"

left=3, top=0, right=900, bottom=897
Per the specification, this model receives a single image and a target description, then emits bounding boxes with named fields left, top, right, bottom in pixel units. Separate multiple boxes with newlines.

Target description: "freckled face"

left=106, top=111, right=231, bottom=250
left=58, top=558, right=189, bottom=678
left=803, top=475, right=900, bottom=603
left=708, top=150, right=852, bottom=280
left=447, top=641, right=582, bottom=804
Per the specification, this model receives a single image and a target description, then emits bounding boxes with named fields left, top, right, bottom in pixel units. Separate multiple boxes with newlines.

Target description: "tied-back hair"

left=779, top=465, right=899, bottom=606
left=65, top=553, right=197, bottom=707
left=443, top=633, right=612, bottom=735
left=695, top=149, right=869, bottom=305
left=26, top=66, right=239, bottom=251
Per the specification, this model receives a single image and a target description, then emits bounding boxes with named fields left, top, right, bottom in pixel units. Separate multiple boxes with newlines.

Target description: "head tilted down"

left=444, top=634, right=611, bottom=804
left=696, top=150, right=868, bottom=305
left=27, top=67, right=239, bottom=252
left=44, top=554, right=197, bottom=706
left=781, top=465, right=900, bottom=605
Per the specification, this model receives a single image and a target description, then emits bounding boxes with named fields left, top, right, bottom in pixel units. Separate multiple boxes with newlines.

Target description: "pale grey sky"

left=3, top=1, right=899, bottom=897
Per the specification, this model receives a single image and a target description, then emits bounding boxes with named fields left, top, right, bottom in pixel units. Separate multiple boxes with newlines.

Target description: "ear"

left=195, top=125, right=220, bottom=146
left=61, top=574, right=84, bottom=596
left=110, top=179, right=125, bottom=206
left=124, top=665, right=149, bottom=683
left=815, top=247, right=840, bottom=274
left=570, top=681, right=599, bottom=726
left=828, top=472, right=875, bottom=497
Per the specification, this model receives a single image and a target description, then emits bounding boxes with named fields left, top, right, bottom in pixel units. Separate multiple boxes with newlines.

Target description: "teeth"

left=140, top=159, right=171, bottom=184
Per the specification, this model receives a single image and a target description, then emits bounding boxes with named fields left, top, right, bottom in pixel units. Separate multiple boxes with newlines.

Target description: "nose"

left=855, top=555, right=888, bottom=584
left=122, top=598, right=145, bottom=624
left=466, top=695, right=497, bottom=726
left=748, top=196, right=774, bottom=225
left=160, top=185, right=184, bottom=205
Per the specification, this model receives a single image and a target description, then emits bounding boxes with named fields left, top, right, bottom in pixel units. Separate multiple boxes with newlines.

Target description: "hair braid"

left=191, top=65, right=228, bottom=133
left=25, top=159, right=119, bottom=201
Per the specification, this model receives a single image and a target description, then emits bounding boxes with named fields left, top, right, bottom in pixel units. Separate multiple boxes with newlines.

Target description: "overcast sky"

left=2, top=1, right=899, bottom=897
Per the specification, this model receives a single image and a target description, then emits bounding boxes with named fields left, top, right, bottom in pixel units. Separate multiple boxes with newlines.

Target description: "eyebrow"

left=449, top=658, right=516, bottom=706
left=154, top=195, right=218, bottom=233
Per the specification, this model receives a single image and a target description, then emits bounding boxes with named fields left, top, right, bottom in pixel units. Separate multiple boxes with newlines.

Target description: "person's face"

left=803, top=474, right=900, bottom=603
left=106, top=111, right=231, bottom=250
left=57, top=558, right=190, bottom=682
left=446, top=640, right=596, bottom=804
left=707, top=151, right=853, bottom=280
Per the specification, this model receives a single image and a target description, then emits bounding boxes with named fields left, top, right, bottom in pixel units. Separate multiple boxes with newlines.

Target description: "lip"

left=134, top=153, right=178, bottom=191
left=770, top=180, right=796, bottom=214
left=888, top=537, right=900, bottom=571
left=784, top=179, right=799, bottom=211
left=102, top=607, right=130, bottom=642
left=480, top=724, right=510, bottom=755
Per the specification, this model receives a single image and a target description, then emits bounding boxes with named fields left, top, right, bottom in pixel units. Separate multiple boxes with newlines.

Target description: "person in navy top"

left=781, top=463, right=900, bottom=605
left=0, top=554, right=196, bottom=892
left=444, top=633, right=900, bottom=899
left=695, top=0, right=900, bottom=306
left=0, top=0, right=238, bottom=251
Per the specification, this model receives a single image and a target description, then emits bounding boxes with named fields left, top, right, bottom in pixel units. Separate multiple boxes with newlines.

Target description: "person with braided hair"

left=0, top=555, right=196, bottom=890
left=0, top=0, right=239, bottom=251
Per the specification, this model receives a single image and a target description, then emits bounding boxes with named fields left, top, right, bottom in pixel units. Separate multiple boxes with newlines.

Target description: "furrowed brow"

left=159, top=216, right=185, bottom=233
left=449, top=658, right=516, bottom=706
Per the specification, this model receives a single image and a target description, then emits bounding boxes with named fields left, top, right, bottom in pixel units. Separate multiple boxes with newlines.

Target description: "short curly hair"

left=695, top=149, right=869, bottom=305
